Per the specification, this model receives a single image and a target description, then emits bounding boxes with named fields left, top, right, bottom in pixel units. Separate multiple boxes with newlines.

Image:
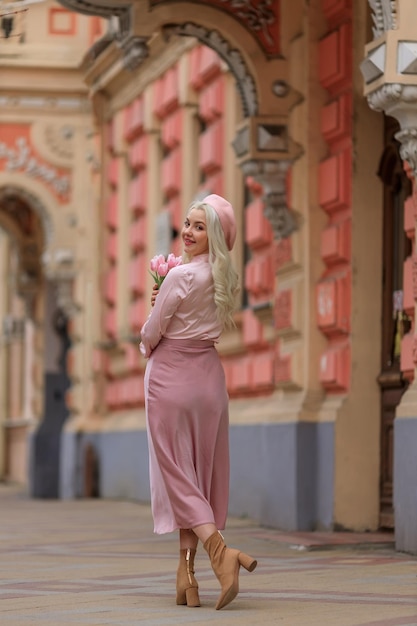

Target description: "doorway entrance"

left=377, top=115, right=412, bottom=529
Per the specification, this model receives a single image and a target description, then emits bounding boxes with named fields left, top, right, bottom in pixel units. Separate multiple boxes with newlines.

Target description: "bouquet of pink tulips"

left=149, top=253, right=182, bottom=287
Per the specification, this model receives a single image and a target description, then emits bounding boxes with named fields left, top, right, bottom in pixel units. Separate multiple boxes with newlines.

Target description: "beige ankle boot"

left=203, top=531, right=257, bottom=610
left=176, top=548, right=200, bottom=607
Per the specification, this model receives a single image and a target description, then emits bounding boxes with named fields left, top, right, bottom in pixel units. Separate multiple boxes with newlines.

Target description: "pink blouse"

left=139, top=254, right=222, bottom=358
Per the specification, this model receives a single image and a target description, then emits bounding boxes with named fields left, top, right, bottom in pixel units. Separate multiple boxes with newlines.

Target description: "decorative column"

left=361, top=0, right=417, bottom=555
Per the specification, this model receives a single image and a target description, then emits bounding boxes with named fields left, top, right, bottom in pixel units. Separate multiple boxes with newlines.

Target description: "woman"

left=140, top=194, right=257, bottom=611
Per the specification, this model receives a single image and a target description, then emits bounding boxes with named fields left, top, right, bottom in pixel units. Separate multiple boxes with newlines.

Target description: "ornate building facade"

left=1, top=0, right=417, bottom=554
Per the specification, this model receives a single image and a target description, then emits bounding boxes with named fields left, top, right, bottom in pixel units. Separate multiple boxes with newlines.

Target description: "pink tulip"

left=157, top=262, right=169, bottom=277
left=148, top=254, right=182, bottom=288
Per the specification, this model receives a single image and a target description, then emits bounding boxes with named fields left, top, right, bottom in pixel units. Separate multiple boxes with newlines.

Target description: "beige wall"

left=333, top=1, right=384, bottom=530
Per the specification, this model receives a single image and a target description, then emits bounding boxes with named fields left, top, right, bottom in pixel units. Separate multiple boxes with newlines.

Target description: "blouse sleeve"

left=139, top=266, right=192, bottom=357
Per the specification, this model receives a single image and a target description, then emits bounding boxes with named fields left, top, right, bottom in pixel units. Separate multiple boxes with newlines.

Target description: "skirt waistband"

left=158, top=337, right=215, bottom=350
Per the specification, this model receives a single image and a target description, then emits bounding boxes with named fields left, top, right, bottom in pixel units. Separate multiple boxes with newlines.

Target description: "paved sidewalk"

left=0, top=484, right=416, bottom=626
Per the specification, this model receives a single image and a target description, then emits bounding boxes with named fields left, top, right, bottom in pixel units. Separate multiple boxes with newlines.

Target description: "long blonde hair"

left=186, top=200, right=239, bottom=328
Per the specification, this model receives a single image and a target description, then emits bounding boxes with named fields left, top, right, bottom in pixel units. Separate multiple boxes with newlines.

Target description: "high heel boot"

left=176, top=548, right=200, bottom=607
left=203, top=531, right=257, bottom=610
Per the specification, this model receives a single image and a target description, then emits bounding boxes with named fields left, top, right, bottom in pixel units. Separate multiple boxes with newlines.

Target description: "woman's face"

left=182, top=208, right=209, bottom=257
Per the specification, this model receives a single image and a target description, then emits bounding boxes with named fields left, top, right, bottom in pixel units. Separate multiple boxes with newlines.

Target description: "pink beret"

left=203, top=194, right=237, bottom=251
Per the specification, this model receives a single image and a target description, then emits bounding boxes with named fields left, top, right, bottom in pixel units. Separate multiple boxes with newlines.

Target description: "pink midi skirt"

left=144, top=338, right=230, bottom=534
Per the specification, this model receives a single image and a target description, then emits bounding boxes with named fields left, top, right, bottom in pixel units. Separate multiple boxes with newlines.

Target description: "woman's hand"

left=151, top=284, right=159, bottom=307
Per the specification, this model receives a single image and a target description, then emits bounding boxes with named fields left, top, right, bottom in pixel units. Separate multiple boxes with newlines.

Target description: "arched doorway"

left=0, top=189, right=71, bottom=496
left=377, top=115, right=412, bottom=528
left=0, top=193, right=43, bottom=484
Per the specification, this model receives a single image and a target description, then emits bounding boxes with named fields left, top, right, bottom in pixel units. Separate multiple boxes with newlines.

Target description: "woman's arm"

left=139, top=266, right=191, bottom=357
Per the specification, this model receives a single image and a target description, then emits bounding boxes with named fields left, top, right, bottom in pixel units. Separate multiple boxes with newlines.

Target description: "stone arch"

left=58, top=0, right=303, bottom=238
left=0, top=185, right=53, bottom=249
left=0, top=186, right=46, bottom=305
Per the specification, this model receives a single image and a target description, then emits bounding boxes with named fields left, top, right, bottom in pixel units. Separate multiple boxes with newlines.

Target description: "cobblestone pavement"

left=0, top=484, right=416, bottom=626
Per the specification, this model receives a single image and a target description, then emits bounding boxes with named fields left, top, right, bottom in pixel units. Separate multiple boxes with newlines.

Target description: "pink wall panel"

left=274, top=238, right=292, bottom=270
left=319, top=343, right=350, bottom=391
left=403, top=256, right=414, bottom=315
left=154, top=66, right=179, bottom=119
left=106, top=120, right=114, bottom=154
left=162, top=148, right=182, bottom=198
left=107, top=158, right=118, bottom=188
left=274, top=290, right=292, bottom=331
left=199, top=121, right=223, bottom=174
left=124, top=98, right=144, bottom=142
left=275, top=348, right=291, bottom=384
left=321, top=93, right=352, bottom=146
left=128, top=173, right=147, bottom=215
left=319, top=149, right=351, bottom=213
left=104, top=267, right=117, bottom=305
left=189, top=46, right=203, bottom=90
left=199, top=46, right=222, bottom=84
left=318, top=24, right=352, bottom=95
left=316, top=273, right=350, bottom=336
left=105, top=380, right=120, bottom=408
left=129, top=255, right=146, bottom=296
left=246, top=198, right=273, bottom=249
left=199, top=79, right=224, bottom=123
left=129, top=135, right=149, bottom=172
left=104, top=307, right=117, bottom=339
left=245, top=256, right=274, bottom=298
left=189, top=45, right=222, bottom=91
left=322, top=0, right=352, bottom=28
left=129, top=298, right=146, bottom=333
left=242, top=308, right=264, bottom=348
left=106, top=193, right=118, bottom=231
left=161, top=110, right=183, bottom=150
left=203, top=172, right=223, bottom=196
left=129, top=217, right=147, bottom=252
left=320, top=219, right=350, bottom=264
left=252, top=351, right=274, bottom=389
left=400, top=331, right=414, bottom=380
left=106, top=232, right=118, bottom=262
left=125, top=343, right=141, bottom=373
left=164, top=196, right=182, bottom=232
left=404, top=195, right=416, bottom=239
left=317, top=0, right=353, bottom=393
left=92, top=348, right=109, bottom=375
left=230, top=356, right=252, bottom=393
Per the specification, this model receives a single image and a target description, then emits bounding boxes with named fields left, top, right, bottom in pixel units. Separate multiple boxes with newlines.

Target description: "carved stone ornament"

left=0, top=137, right=70, bottom=199
left=54, top=278, right=79, bottom=318
left=396, top=128, right=417, bottom=179
left=366, top=82, right=403, bottom=111
left=42, top=249, right=79, bottom=318
left=241, top=159, right=297, bottom=239
left=367, top=84, right=417, bottom=180
left=57, top=0, right=130, bottom=20
left=118, top=35, right=149, bottom=71
left=368, top=0, right=397, bottom=39
left=163, top=22, right=258, bottom=117
left=44, top=125, right=75, bottom=161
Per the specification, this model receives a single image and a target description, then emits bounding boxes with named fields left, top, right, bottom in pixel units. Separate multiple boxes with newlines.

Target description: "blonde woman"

left=140, top=194, right=257, bottom=610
